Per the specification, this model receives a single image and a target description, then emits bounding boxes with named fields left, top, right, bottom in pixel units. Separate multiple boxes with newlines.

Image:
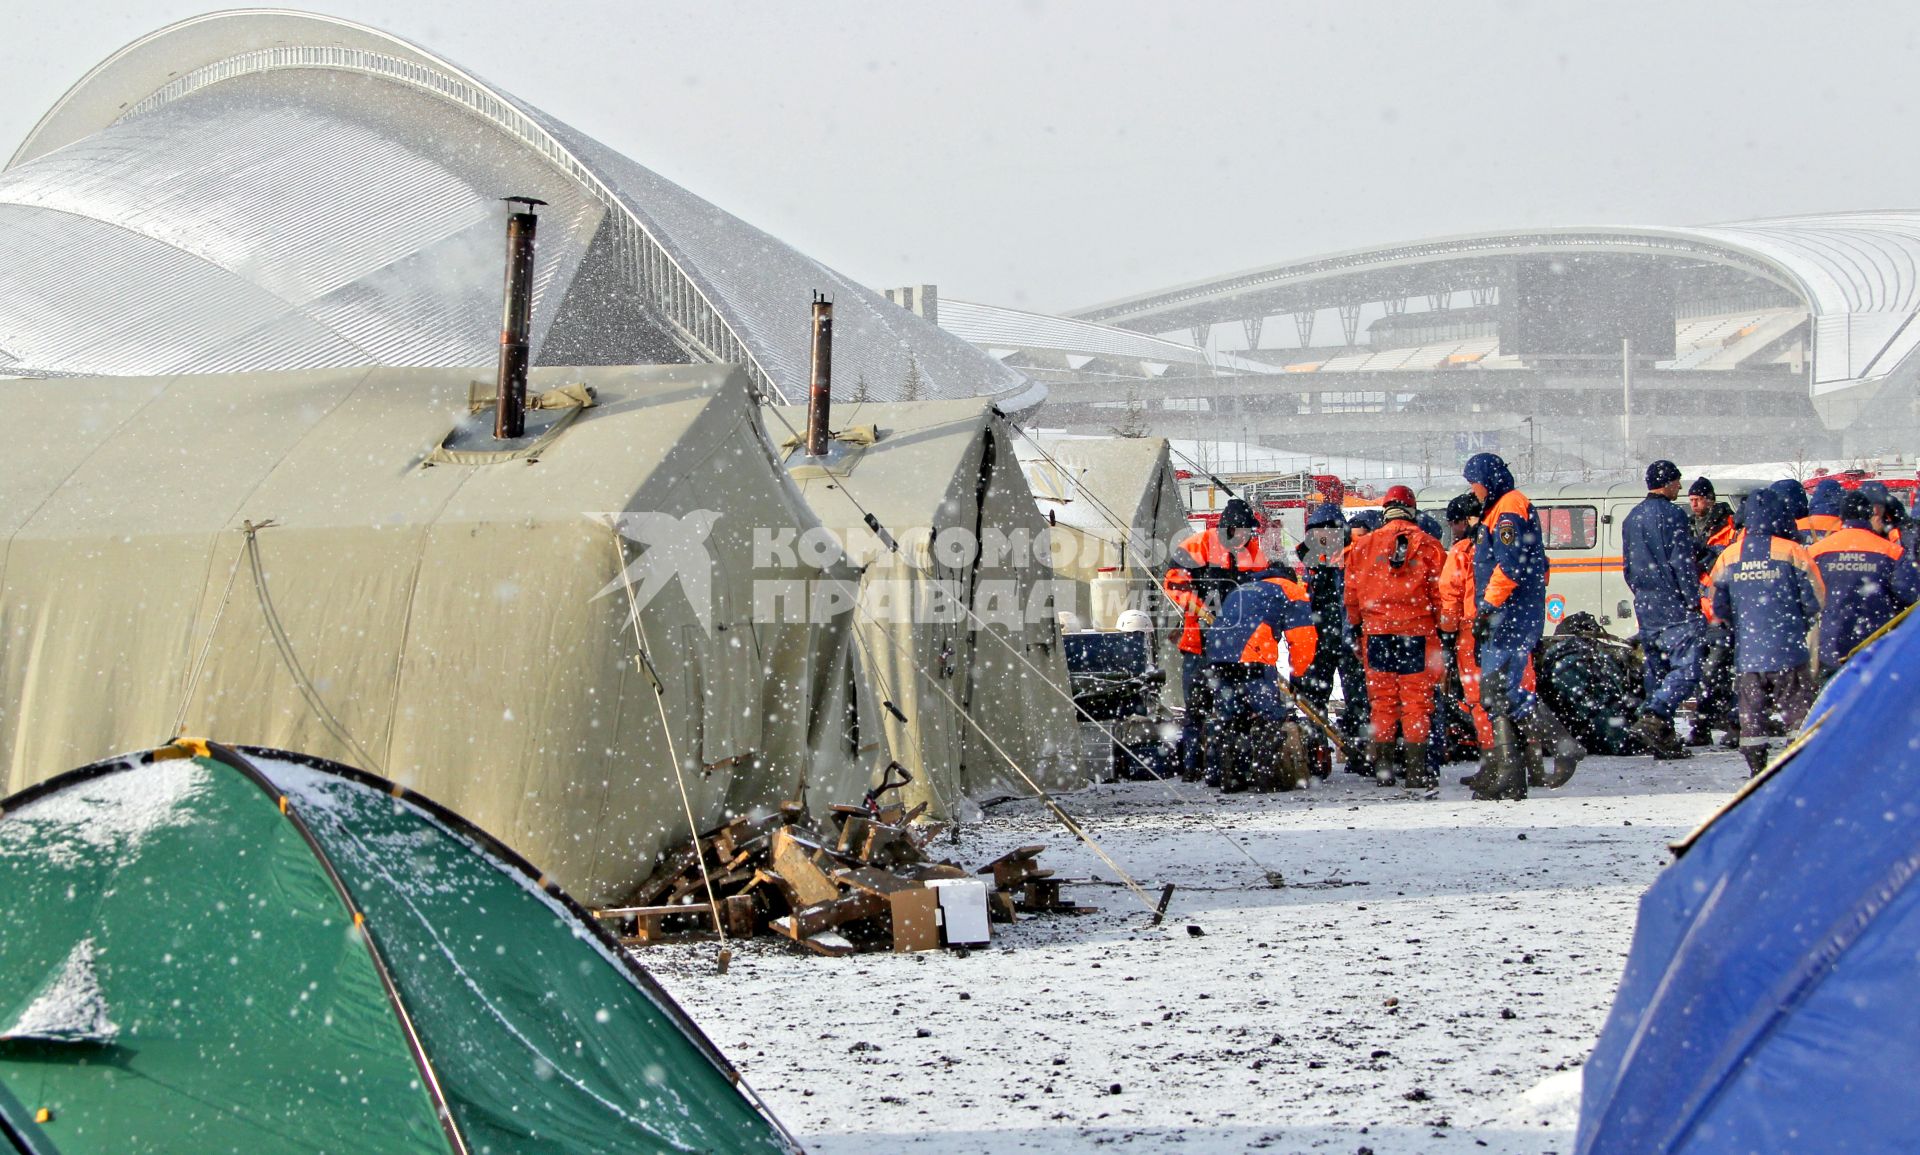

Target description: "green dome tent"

left=0, top=740, right=795, bottom=1154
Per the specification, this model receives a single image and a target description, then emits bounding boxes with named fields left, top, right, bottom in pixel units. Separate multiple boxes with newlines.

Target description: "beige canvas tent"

left=1016, top=434, right=1189, bottom=692
left=1015, top=434, right=1189, bottom=622
left=0, top=364, right=867, bottom=904
left=771, top=401, right=1085, bottom=815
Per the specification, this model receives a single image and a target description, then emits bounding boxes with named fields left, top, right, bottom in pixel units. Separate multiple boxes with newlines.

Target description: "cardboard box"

left=926, top=879, right=991, bottom=946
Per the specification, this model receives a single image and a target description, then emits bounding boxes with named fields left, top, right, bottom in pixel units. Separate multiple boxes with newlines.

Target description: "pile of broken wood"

left=593, top=771, right=1091, bottom=956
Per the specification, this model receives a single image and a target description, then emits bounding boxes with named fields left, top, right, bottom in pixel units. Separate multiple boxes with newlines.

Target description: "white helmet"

left=1056, top=611, right=1085, bottom=633
left=1115, top=609, right=1153, bottom=633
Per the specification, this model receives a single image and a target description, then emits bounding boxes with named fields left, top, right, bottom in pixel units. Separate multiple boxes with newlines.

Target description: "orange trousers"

left=1455, top=635, right=1536, bottom=750
left=1363, top=635, right=1443, bottom=744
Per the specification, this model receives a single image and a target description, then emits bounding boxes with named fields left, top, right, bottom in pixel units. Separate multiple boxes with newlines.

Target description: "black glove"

left=1472, top=609, right=1495, bottom=645
left=1438, top=632, right=1462, bottom=694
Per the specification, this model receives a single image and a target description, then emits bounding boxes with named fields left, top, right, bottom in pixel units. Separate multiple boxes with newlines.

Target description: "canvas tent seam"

left=169, top=367, right=378, bottom=739
left=369, top=417, right=501, bottom=779
left=199, top=741, right=473, bottom=1155
left=610, top=526, right=731, bottom=955
left=243, top=525, right=385, bottom=773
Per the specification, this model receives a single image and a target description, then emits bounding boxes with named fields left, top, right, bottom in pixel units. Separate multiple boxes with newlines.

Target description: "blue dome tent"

left=1576, top=616, right=1920, bottom=1153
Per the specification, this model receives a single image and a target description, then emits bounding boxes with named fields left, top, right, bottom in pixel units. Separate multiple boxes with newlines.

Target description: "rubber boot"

left=1469, top=715, right=1527, bottom=800
left=1281, top=722, right=1311, bottom=791
left=1741, top=743, right=1769, bottom=777
left=1531, top=706, right=1582, bottom=789
left=1498, top=716, right=1531, bottom=800
left=1372, top=741, right=1398, bottom=787
left=1467, top=692, right=1527, bottom=801
left=1683, top=716, right=1711, bottom=748
left=1345, top=739, right=1373, bottom=778
left=1403, top=744, right=1437, bottom=790
left=1518, top=712, right=1548, bottom=789
left=1631, top=712, right=1692, bottom=761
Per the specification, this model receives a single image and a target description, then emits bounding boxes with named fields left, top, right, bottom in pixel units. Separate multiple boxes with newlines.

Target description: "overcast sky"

left=4, top=1, right=1916, bottom=314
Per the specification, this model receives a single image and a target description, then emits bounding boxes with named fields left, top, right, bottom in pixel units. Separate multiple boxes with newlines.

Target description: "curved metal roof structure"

left=1068, top=216, right=1920, bottom=419
left=937, top=298, right=1281, bottom=379
left=0, top=10, right=1038, bottom=409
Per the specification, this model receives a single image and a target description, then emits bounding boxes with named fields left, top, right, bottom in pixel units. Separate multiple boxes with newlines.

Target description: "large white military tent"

left=0, top=364, right=867, bottom=905
left=771, top=401, right=1085, bottom=815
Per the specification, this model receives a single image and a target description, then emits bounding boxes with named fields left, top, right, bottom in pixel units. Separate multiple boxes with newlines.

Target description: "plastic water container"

left=1090, top=567, right=1129, bottom=630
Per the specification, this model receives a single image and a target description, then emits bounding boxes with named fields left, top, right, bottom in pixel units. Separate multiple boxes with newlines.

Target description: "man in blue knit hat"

left=1621, top=459, right=1702, bottom=759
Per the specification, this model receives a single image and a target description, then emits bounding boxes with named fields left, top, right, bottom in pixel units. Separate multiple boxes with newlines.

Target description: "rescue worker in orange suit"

left=1437, top=493, right=1495, bottom=753
left=1204, top=568, right=1319, bottom=791
left=1460, top=453, right=1579, bottom=799
left=1162, top=498, right=1268, bottom=783
left=1344, top=486, right=1447, bottom=788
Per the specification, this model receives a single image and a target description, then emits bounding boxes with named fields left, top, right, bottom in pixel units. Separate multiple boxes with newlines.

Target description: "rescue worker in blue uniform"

left=1460, top=452, right=1568, bottom=799
left=1769, top=478, right=1813, bottom=544
left=1620, top=459, right=1702, bottom=759
left=1860, top=480, right=1908, bottom=544
left=1296, top=502, right=1371, bottom=775
left=1802, top=478, right=1846, bottom=542
left=1709, top=487, right=1826, bottom=776
left=1808, top=490, right=1919, bottom=675
left=1203, top=569, right=1319, bottom=791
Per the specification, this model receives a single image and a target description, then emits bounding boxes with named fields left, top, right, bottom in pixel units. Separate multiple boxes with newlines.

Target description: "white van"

left=1416, top=480, right=1770, bottom=639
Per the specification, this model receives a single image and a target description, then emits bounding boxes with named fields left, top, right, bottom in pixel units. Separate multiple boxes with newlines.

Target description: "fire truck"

left=1178, top=470, right=1345, bottom=561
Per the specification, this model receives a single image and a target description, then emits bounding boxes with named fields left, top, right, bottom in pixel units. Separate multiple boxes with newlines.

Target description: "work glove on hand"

left=1472, top=609, right=1495, bottom=645
left=1196, top=606, right=1216, bottom=626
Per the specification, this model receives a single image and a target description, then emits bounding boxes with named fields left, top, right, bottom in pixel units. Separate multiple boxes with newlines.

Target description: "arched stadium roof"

left=1069, top=216, right=1920, bottom=404
left=0, top=10, right=1039, bottom=409
left=937, top=298, right=1281, bottom=377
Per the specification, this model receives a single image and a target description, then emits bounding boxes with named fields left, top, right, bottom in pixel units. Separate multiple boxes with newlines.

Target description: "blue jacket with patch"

left=1808, top=520, right=1919, bottom=667
left=1622, top=493, right=1703, bottom=632
left=1709, top=488, right=1827, bottom=673
left=1464, top=454, right=1547, bottom=647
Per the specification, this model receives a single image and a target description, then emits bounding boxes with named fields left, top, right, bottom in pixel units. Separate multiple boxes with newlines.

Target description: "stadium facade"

left=0, top=10, right=1040, bottom=410
left=1035, top=220, right=1920, bottom=471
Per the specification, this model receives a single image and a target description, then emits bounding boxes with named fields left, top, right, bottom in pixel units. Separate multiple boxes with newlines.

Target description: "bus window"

left=1538, top=505, right=1598, bottom=550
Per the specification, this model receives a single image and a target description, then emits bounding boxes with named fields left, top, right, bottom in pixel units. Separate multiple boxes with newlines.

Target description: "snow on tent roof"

left=770, top=401, right=1085, bottom=814
left=1575, top=615, right=1920, bottom=1154
left=0, top=363, right=866, bottom=907
left=0, top=740, right=795, bottom=1154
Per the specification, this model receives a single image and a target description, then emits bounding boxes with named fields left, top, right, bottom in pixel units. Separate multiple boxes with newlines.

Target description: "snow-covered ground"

left=646, top=750, right=1749, bottom=1154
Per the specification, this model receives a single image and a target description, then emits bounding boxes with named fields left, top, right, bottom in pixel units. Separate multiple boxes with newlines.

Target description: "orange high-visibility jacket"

left=1699, top=520, right=1735, bottom=621
left=1344, top=514, right=1446, bottom=637
left=1438, top=535, right=1477, bottom=636
left=1161, top=528, right=1269, bottom=655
